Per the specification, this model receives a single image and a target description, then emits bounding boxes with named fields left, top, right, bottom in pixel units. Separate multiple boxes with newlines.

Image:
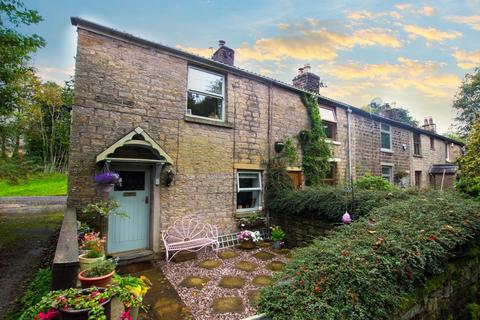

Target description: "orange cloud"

left=404, top=24, right=462, bottom=42
left=447, top=15, right=480, bottom=31
left=395, top=4, right=435, bottom=16
left=346, top=10, right=402, bottom=21
left=175, top=46, right=213, bottom=58
left=453, top=50, right=480, bottom=69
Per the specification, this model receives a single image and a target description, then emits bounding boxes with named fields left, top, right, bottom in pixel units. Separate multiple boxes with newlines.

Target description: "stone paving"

left=161, top=243, right=290, bottom=320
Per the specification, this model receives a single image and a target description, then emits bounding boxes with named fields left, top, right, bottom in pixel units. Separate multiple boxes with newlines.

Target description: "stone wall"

left=270, top=214, right=333, bottom=247
left=396, top=245, right=480, bottom=320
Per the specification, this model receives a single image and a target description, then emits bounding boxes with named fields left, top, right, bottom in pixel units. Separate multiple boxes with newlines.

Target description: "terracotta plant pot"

left=78, top=270, right=115, bottom=289
left=239, top=239, right=256, bottom=250
left=79, top=254, right=105, bottom=272
left=57, top=288, right=112, bottom=320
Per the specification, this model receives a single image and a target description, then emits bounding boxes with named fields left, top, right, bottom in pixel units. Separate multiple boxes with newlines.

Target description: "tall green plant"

left=300, top=94, right=331, bottom=186
left=265, top=160, right=294, bottom=208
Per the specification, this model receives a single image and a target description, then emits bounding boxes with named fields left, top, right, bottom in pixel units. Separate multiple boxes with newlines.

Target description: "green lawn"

left=0, top=173, right=67, bottom=197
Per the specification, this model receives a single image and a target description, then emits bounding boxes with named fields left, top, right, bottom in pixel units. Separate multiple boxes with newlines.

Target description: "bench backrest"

left=162, top=216, right=217, bottom=244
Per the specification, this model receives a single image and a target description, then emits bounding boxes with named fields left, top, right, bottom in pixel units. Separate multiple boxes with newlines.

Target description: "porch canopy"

left=96, top=127, right=173, bottom=164
left=429, top=164, right=457, bottom=174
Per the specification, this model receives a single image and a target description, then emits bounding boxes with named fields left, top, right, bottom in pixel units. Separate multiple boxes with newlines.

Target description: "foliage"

left=268, top=185, right=411, bottom=222
left=259, top=191, right=480, bottom=319
left=270, top=225, right=286, bottom=241
left=236, top=213, right=266, bottom=229
left=82, top=199, right=128, bottom=218
left=0, top=157, right=41, bottom=182
left=453, top=67, right=480, bottom=136
left=456, top=176, right=480, bottom=199
left=0, top=0, right=45, bottom=113
left=82, top=258, right=118, bottom=278
left=237, top=230, right=263, bottom=242
left=265, top=160, right=294, bottom=208
left=363, top=101, right=419, bottom=127
left=0, top=172, right=66, bottom=196
left=442, top=131, right=465, bottom=144
left=80, top=232, right=105, bottom=259
left=459, top=119, right=480, bottom=179
left=12, top=269, right=52, bottom=320
left=113, top=274, right=151, bottom=308
left=355, top=174, right=394, bottom=191
left=300, top=94, right=332, bottom=186
left=23, top=287, right=112, bottom=320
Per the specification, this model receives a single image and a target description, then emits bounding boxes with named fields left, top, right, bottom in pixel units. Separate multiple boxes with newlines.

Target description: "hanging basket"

left=94, top=162, right=121, bottom=193
left=98, top=184, right=115, bottom=193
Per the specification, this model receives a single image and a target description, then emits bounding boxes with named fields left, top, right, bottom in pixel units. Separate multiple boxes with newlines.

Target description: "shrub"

left=355, top=174, right=394, bottom=191
left=0, top=158, right=42, bottom=183
left=259, top=191, right=480, bottom=319
left=15, top=269, right=52, bottom=320
left=268, top=185, right=410, bottom=222
left=456, top=176, right=480, bottom=199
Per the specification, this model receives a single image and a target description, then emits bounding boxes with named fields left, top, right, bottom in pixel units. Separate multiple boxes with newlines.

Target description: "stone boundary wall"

left=270, top=214, right=333, bottom=247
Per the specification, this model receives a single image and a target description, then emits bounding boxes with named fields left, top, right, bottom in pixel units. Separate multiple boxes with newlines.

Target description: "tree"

left=363, top=101, right=419, bottom=127
left=458, top=118, right=480, bottom=179
left=453, top=67, right=480, bottom=137
left=0, top=0, right=45, bottom=114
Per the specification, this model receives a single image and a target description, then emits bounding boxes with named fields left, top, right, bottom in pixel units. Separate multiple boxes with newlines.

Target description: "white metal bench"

left=161, top=216, right=219, bottom=262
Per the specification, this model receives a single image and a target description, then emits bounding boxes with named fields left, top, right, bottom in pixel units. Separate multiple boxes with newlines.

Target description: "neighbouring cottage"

left=68, top=17, right=464, bottom=257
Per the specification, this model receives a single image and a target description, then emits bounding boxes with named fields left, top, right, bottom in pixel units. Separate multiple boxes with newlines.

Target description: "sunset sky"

left=22, top=0, right=480, bottom=133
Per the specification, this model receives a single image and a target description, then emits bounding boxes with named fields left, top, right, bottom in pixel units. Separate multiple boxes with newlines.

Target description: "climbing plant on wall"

left=300, top=94, right=331, bottom=186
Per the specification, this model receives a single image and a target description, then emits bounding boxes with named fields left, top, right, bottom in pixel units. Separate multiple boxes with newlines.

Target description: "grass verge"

left=0, top=173, right=67, bottom=197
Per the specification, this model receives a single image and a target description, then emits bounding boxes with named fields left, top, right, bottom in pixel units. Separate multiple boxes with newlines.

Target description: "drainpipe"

left=346, top=108, right=353, bottom=187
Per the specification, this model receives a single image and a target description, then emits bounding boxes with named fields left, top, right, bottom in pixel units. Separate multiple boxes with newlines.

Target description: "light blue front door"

left=108, top=166, right=150, bottom=253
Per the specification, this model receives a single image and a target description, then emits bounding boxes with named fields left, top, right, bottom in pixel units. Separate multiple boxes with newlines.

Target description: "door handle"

left=145, top=196, right=149, bottom=204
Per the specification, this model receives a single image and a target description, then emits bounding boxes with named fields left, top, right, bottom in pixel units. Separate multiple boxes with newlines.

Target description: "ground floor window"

left=322, top=162, right=337, bottom=185
left=415, top=171, right=422, bottom=188
left=381, top=165, right=393, bottom=182
left=236, top=171, right=262, bottom=211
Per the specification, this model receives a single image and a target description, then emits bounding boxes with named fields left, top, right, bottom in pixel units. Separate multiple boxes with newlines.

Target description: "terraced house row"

left=68, top=17, right=463, bottom=256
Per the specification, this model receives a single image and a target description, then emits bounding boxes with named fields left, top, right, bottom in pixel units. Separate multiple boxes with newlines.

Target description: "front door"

left=108, top=166, right=151, bottom=253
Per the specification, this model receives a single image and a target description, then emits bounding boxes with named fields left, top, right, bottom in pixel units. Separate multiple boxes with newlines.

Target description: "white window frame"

left=186, top=66, right=225, bottom=122
left=381, top=165, right=393, bottom=183
left=445, top=142, right=450, bottom=162
left=380, top=123, right=392, bottom=152
left=236, top=171, right=262, bottom=212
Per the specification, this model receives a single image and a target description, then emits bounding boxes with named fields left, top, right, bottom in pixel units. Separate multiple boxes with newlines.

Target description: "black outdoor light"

left=274, top=141, right=284, bottom=153
left=299, top=130, right=308, bottom=143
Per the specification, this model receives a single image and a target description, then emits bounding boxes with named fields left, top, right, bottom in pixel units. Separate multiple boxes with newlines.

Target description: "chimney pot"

left=424, top=118, right=429, bottom=125
left=219, top=40, right=225, bottom=46
left=212, top=40, right=234, bottom=66
left=428, top=117, right=433, bottom=125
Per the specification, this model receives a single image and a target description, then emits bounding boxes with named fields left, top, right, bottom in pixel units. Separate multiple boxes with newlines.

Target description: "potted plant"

left=270, top=225, right=286, bottom=249
left=237, top=230, right=263, bottom=249
left=113, top=274, right=152, bottom=320
left=78, top=258, right=118, bottom=289
left=28, top=286, right=113, bottom=320
left=82, top=199, right=128, bottom=218
left=94, top=172, right=122, bottom=193
left=79, top=232, right=106, bottom=271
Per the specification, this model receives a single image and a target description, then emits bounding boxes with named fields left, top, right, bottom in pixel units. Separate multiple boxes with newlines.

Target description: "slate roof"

left=70, top=17, right=464, bottom=146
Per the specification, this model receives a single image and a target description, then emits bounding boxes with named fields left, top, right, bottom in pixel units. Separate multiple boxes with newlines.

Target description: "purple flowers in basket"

left=94, top=172, right=122, bottom=186
left=237, top=230, right=262, bottom=242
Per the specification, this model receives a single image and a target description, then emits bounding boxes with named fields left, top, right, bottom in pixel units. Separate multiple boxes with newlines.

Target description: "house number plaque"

left=123, top=192, right=136, bottom=197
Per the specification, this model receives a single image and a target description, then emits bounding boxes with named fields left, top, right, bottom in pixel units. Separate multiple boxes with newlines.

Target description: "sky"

left=21, top=0, right=480, bottom=133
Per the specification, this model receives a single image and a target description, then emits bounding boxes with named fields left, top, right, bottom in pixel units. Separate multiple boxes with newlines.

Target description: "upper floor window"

left=445, top=143, right=450, bottom=161
left=413, top=133, right=421, bottom=156
left=380, top=123, right=392, bottom=151
left=320, top=107, right=337, bottom=140
left=187, top=66, right=225, bottom=121
left=236, top=171, right=262, bottom=212
left=430, top=137, right=435, bottom=150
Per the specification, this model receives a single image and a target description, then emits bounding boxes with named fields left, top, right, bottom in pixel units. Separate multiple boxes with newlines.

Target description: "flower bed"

left=259, top=191, right=480, bottom=319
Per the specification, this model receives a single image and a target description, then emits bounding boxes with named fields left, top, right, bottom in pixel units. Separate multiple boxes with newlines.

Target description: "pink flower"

left=120, top=308, right=133, bottom=320
left=342, top=211, right=352, bottom=224
left=35, top=309, right=58, bottom=320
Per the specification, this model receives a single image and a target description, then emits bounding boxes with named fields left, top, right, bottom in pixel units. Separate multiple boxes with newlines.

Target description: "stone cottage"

left=68, top=17, right=463, bottom=256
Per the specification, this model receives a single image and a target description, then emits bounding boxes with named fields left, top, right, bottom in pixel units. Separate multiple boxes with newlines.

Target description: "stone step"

left=112, top=249, right=154, bottom=265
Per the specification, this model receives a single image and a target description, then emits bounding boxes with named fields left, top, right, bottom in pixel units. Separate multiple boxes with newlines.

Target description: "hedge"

left=259, top=191, right=480, bottom=319
left=268, top=186, right=412, bottom=221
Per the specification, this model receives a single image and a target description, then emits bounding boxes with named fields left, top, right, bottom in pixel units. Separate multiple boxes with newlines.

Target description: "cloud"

left=36, top=66, right=74, bottom=84
left=420, top=6, right=436, bottom=16
left=175, top=45, right=214, bottom=58
left=453, top=50, right=480, bottom=69
left=395, top=3, right=412, bottom=11
left=395, top=4, right=435, bottom=16
left=446, top=15, right=480, bottom=31
left=323, top=57, right=460, bottom=98
left=404, top=24, right=462, bottom=42
left=346, top=10, right=402, bottom=21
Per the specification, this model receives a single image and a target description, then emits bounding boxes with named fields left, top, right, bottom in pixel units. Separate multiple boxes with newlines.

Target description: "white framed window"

left=186, top=66, right=225, bottom=121
left=236, top=171, right=262, bottom=212
left=445, top=142, right=450, bottom=161
left=380, top=123, right=392, bottom=151
left=381, top=165, right=393, bottom=183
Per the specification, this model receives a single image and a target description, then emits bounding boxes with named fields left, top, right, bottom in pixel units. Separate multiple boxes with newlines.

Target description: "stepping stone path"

left=198, top=259, right=222, bottom=269
left=212, top=296, right=244, bottom=313
left=252, top=275, right=275, bottom=287
left=252, top=250, right=275, bottom=261
left=180, top=276, right=209, bottom=289
left=248, top=290, right=262, bottom=306
left=234, top=260, right=258, bottom=272
left=266, top=261, right=285, bottom=272
left=218, top=275, right=246, bottom=288
left=218, top=249, right=239, bottom=259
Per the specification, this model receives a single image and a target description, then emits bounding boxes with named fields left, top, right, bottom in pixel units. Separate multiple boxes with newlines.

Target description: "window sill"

left=184, top=115, right=234, bottom=128
left=325, top=139, right=341, bottom=145
left=235, top=210, right=264, bottom=218
left=381, top=148, right=394, bottom=154
left=413, top=154, right=423, bottom=158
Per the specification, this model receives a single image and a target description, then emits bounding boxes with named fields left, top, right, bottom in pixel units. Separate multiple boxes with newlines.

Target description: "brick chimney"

left=422, top=117, right=437, bottom=133
left=212, top=40, right=235, bottom=66
left=292, top=64, right=321, bottom=93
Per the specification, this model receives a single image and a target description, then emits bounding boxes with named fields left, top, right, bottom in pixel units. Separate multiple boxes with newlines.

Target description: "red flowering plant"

left=80, top=232, right=106, bottom=258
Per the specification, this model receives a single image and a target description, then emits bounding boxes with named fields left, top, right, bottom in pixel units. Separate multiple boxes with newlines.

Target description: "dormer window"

left=186, top=66, right=225, bottom=121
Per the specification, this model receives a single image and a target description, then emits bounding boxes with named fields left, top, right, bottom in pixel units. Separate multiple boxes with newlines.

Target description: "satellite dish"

left=370, top=97, right=383, bottom=107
